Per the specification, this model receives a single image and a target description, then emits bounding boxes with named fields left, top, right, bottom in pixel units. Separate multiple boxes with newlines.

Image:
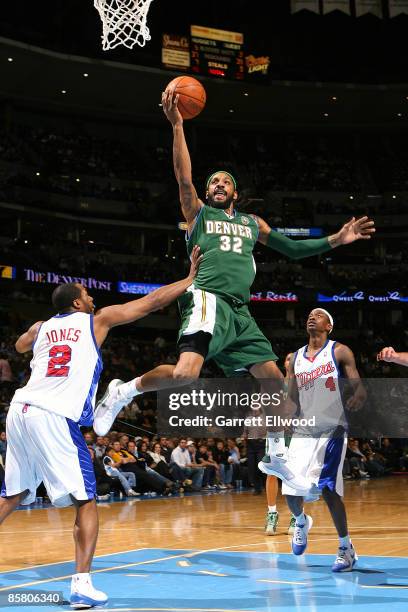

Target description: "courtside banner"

left=157, top=378, right=408, bottom=438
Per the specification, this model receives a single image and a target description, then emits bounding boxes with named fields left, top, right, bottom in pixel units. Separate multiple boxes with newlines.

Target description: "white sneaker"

left=96, top=494, right=110, bottom=502
left=93, top=379, right=127, bottom=436
left=127, top=489, right=140, bottom=497
left=258, top=455, right=312, bottom=492
left=70, top=575, right=108, bottom=609
left=292, top=514, right=313, bottom=556
left=331, top=544, right=358, bottom=572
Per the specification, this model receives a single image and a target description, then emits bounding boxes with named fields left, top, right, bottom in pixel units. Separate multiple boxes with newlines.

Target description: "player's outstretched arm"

left=15, top=321, right=43, bottom=353
left=377, top=347, right=408, bottom=367
left=162, top=88, right=203, bottom=224
left=93, top=246, right=202, bottom=344
left=335, top=343, right=367, bottom=410
left=253, top=215, right=375, bottom=259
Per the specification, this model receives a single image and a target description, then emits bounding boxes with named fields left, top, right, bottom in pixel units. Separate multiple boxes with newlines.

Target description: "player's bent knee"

left=172, top=367, right=200, bottom=384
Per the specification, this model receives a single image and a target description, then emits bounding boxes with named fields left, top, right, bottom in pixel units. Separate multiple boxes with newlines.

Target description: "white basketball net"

left=94, top=0, right=154, bottom=50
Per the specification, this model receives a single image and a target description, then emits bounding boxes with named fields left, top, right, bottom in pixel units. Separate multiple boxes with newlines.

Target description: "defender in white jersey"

left=266, top=308, right=366, bottom=572
left=0, top=246, right=201, bottom=609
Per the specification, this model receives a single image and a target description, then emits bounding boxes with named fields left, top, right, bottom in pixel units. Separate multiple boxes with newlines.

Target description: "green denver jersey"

left=187, top=205, right=258, bottom=305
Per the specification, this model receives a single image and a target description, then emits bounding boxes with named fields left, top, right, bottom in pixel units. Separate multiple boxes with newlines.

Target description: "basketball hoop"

left=94, top=0, right=154, bottom=50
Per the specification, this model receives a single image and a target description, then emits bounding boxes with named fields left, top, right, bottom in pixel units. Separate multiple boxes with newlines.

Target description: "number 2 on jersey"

left=47, top=344, right=72, bottom=377
left=219, top=235, right=242, bottom=254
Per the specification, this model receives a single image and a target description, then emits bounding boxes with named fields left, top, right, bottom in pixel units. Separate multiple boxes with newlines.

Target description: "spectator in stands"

left=213, top=440, right=233, bottom=489
left=119, top=434, right=130, bottom=448
left=83, top=432, right=95, bottom=448
left=196, top=443, right=217, bottom=489
left=148, top=442, right=175, bottom=481
left=0, top=353, right=13, bottom=383
left=399, top=444, right=408, bottom=472
left=88, top=447, right=135, bottom=500
left=134, top=439, right=176, bottom=493
left=94, top=436, right=107, bottom=459
left=109, top=440, right=171, bottom=495
left=374, top=438, right=399, bottom=471
left=346, top=439, right=370, bottom=478
left=171, top=438, right=204, bottom=490
left=0, top=431, right=6, bottom=463
left=101, top=455, right=138, bottom=497
left=159, top=437, right=174, bottom=463
left=361, top=441, right=386, bottom=477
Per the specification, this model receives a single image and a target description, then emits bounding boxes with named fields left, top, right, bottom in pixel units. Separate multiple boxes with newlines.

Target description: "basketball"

left=166, top=76, right=206, bottom=120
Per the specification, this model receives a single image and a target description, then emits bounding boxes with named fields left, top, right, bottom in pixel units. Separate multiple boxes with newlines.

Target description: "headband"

left=206, top=170, right=237, bottom=191
left=315, top=308, right=334, bottom=331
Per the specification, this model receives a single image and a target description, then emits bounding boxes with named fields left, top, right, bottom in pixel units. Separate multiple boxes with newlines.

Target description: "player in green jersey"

left=93, top=86, right=375, bottom=443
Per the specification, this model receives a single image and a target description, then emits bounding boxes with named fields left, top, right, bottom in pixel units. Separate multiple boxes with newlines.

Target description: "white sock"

left=339, top=535, right=351, bottom=548
left=295, top=511, right=305, bottom=525
left=266, top=431, right=286, bottom=458
left=268, top=505, right=277, bottom=512
left=119, top=378, right=143, bottom=399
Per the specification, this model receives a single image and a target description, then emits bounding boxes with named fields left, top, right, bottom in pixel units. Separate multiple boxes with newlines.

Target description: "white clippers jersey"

left=294, top=339, right=346, bottom=433
left=13, top=312, right=103, bottom=425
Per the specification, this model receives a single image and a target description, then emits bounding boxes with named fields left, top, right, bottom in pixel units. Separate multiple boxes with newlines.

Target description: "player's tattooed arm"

left=162, top=88, right=203, bottom=224
left=93, top=246, right=202, bottom=343
left=335, top=343, right=367, bottom=410
left=377, top=347, right=408, bottom=367
left=15, top=321, right=43, bottom=353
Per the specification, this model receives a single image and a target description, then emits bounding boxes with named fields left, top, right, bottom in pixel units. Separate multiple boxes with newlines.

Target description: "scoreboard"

left=190, top=25, right=244, bottom=80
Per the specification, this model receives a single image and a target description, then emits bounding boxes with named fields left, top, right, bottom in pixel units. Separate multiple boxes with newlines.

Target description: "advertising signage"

left=0, top=265, right=16, bottom=279
left=23, top=268, right=113, bottom=291
left=118, top=282, right=163, bottom=295
left=317, top=291, right=408, bottom=303
left=272, top=227, right=323, bottom=237
left=251, top=291, right=299, bottom=302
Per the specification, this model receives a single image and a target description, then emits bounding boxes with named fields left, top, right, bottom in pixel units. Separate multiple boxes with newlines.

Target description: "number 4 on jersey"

left=47, top=344, right=72, bottom=377
left=325, top=376, right=336, bottom=392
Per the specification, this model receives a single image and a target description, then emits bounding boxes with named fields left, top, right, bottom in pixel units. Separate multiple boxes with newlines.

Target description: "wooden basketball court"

left=1, top=477, right=408, bottom=611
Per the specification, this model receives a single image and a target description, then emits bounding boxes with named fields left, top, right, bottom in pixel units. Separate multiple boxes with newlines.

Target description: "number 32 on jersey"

left=219, top=235, right=243, bottom=254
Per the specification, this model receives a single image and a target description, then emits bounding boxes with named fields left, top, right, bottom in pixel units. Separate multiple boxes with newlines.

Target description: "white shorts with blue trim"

left=1, top=402, right=96, bottom=507
left=281, top=434, right=347, bottom=498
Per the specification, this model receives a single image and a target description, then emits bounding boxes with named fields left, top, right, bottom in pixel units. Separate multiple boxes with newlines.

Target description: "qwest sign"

left=317, top=291, right=408, bottom=303
left=24, top=269, right=113, bottom=291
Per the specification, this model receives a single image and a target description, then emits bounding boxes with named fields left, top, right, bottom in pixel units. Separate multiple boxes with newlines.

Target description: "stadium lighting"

left=35, top=172, right=40, bottom=176
left=331, top=96, right=337, bottom=101
left=392, top=195, right=397, bottom=199
left=61, top=90, right=67, bottom=94
left=229, top=109, right=234, bottom=113
left=76, top=178, right=80, bottom=182
left=83, top=73, right=89, bottom=77
left=244, top=92, right=249, bottom=96
left=349, top=195, right=354, bottom=200
left=7, top=57, right=13, bottom=62
left=397, top=113, right=402, bottom=117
